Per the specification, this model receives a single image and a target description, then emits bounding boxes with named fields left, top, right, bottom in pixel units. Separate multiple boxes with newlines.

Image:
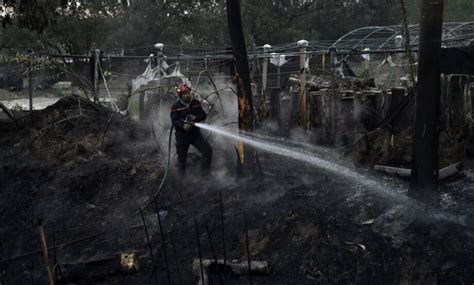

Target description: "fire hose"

left=142, top=123, right=174, bottom=209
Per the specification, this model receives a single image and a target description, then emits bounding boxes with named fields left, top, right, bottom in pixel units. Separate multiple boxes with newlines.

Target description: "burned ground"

left=1, top=97, right=474, bottom=284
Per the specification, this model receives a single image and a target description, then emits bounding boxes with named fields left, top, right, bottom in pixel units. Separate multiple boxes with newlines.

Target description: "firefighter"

left=170, top=83, right=212, bottom=174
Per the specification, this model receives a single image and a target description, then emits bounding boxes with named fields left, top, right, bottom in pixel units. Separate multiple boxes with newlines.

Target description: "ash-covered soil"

left=0, top=96, right=166, bottom=283
left=1, top=96, right=474, bottom=284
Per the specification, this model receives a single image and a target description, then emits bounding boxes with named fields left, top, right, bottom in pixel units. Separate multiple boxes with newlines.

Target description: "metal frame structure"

left=326, top=22, right=474, bottom=51
left=7, top=22, right=473, bottom=64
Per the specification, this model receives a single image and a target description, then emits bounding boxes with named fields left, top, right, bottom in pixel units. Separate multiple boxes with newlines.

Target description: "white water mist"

left=195, top=122, right=468, bottom=227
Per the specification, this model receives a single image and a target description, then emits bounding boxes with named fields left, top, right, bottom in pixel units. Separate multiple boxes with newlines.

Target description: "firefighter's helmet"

left=176, top=83, right=191, bottom=96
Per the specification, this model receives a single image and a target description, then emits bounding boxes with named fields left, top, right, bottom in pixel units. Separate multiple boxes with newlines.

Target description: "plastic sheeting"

left=131, top=60, right=189, bottom=93
left=269, top=53, right=290, bottom=67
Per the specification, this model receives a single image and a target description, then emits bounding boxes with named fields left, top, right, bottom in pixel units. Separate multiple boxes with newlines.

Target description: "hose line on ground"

left=143, top=123, right=174, bottom=209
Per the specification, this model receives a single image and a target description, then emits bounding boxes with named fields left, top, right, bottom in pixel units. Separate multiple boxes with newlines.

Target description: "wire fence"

left=1, top=21, right=473, bottom=116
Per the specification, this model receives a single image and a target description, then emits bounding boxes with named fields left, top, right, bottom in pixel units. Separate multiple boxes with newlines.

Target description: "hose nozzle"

left=183, top=119, right=196, bottom=126
left=185, top=115, right=197, bottom=125
left=184, top=119, right=195, bottom=125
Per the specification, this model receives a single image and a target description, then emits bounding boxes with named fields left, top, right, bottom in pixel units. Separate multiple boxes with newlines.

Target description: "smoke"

left=192, top=74, right=239, bottom=184
left=146, top=71, right=469, bottom=231
left=148, top=72, right=239, bottom=183
left=192, top=73, right=238, bottom=126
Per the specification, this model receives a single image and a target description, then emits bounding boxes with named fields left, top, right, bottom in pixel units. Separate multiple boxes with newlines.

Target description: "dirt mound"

left=0, top=96, right=168, bottom=284
left=5, top=96, right=135, bottom=158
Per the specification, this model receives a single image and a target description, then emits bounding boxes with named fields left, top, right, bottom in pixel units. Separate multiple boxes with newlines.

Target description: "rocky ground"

left=1, top=96, right=474, bottom=284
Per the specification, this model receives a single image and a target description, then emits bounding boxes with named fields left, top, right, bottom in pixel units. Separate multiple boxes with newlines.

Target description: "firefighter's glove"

left=186, top=114, right=197, bottom=122
left=183, top=122, right=192, bottom=131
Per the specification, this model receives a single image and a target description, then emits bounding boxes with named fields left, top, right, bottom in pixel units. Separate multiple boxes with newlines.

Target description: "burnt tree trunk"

left=409, top=0, right=444, bottom=195
left=226, top=0, right=255, bottom=175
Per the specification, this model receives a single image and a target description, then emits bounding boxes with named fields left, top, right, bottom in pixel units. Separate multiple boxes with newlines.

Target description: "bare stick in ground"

left=220, top=192, right=228, bottom=284
left=169, top=229, right=186, bottom=285
left=52, top=232, right=64, bottom=281
left=205, top=225, right=218, bottom=264
left=154, top=199, right=171, bottom=285
left=219, top=192, right=227, bottom=269
left=194, top=216, right=205, bottom=285
left=101, top=113, right=115, bottom=149
left=244, top=213, right=253, bottom=285
left=37, top=219, right=54, bottom=285
left=206, top=225, right=225, bottom=284
left=138, top=208, right=159, bottom=285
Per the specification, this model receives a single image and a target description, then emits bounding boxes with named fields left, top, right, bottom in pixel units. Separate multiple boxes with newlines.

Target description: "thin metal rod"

left=219, top=192, right=227, bottom=284
left=169, top=230, right=186, bottom=285
left=219, top=192, right=227, bottom=268
left=52, top=232, right=63, bottom=281
left=138, top=208, right=159, bottom=285
left=206, top=225, right=225, bottom=284
left=154, top=199, right=171, bottom=285
left=194, top=216, right=205, bottom=285
left=205, top=225, right=218, bottom=264
left=244, top=213, right=253, bottom=285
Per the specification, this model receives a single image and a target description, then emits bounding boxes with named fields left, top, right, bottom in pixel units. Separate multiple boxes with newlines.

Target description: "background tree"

left=406, top=0, right=474, bottom=22
left=227, top=0, right=255, bottom=176
left=1, top=0, right=472, bottom=54
left=409, top=0, right=444, bottom=196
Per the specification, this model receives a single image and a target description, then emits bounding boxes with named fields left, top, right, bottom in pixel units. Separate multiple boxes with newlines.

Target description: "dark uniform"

left=170, top=98, right=213, bottom=174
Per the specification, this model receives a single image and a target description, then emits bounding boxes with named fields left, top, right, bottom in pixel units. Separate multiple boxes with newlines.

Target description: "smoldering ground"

left=1, top=84, right=473, bottom=284
left=147, top=73, right=472, bottom=232
left=136, top=72, right=473, bottom=245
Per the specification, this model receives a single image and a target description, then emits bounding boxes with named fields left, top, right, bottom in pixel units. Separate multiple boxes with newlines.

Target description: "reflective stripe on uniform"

left=171, top=107, right=187, bottom=112
left=171, top=104, right=202, bottom=112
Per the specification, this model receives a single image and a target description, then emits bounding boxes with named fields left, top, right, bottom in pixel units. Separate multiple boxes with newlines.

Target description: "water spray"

left=194, top=123, right=468, bottom=227
left=196, top=122, right=383, bottom=190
